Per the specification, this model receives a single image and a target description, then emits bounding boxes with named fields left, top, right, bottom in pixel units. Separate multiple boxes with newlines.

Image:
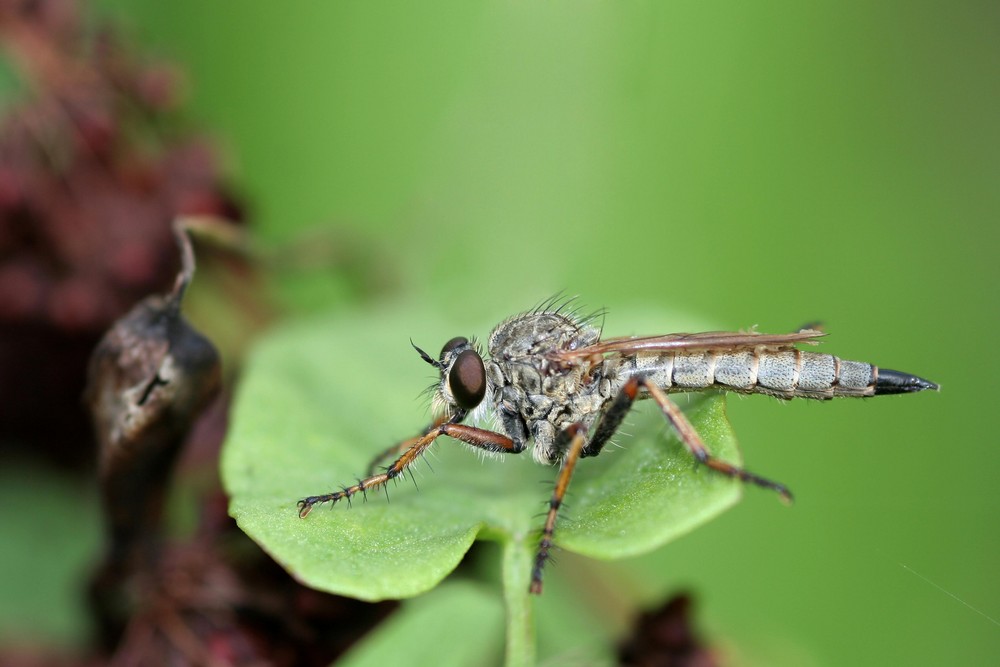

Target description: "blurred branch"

left=86, top=220, right=221, bottom=650
left=0, top=0, right=245, bottom=469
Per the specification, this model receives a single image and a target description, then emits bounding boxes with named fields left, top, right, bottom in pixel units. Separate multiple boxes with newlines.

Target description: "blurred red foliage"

left=0, top=0, right=243, bottom=465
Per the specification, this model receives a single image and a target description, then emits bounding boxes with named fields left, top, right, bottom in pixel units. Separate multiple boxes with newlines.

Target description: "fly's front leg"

left=365, top=413, right=452, bottom=475
left=298, top=423, right=523, bottom=517
left=642, top=380, right=793, bottom=502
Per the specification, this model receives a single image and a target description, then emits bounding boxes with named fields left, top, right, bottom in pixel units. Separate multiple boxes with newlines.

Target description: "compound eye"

left=440, top=336, right=469, bottom=360
left=449, top=349, right=486, bottom=410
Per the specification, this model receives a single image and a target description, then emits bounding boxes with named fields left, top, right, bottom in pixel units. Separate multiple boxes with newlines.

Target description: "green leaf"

left=0, top=464, right=101, bottom=648
left=336, top=581, right=504, bottom=667
left=222, top=302, right=742, bottom=602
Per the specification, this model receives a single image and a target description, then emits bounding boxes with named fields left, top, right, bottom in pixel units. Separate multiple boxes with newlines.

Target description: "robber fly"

left=297, top=298, right=937, bottom=593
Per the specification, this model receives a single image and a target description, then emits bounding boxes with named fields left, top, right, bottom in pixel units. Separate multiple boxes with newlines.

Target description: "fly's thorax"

left=486, top=356, right=605, bottom=466
left=487, top=311, right=601, bottom=363
left=482, top=309, right=607, bottom=464
left=488, top=351, right=601, bottom=417
left=484, top=311, right=596, bottom=414
left=487, top=358, right=556, bottom=426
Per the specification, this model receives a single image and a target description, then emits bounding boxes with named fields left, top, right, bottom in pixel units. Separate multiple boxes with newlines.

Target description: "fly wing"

left=551, top=329, right=826, bottom=362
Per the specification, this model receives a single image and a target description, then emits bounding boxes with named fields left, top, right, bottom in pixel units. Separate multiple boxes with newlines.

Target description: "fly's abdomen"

left=634, top=349, right=936, bottom=400
left=749, top=350, right=871, bottom=398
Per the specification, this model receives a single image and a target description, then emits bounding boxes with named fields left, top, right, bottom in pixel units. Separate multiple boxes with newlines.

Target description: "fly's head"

left=412, top=336, right=488, bottom=420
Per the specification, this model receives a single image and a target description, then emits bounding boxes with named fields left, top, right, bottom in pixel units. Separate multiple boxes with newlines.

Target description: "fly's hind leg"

left=531, top=372, right=787, bottom=594
left=580, top=376, right=791, bottom=500
left=641, top=380, right=793, bottom=502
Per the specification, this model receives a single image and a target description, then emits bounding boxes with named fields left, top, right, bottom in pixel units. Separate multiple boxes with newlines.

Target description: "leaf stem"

left=502, top=536, right=536, bottom=667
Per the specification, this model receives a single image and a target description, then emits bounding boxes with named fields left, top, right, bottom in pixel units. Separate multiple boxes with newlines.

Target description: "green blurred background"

left=11, top=0, right=999, bottom=664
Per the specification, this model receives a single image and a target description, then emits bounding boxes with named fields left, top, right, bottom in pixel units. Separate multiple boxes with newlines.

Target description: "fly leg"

left=580, top=376, right=791, bottom=500
left=365, top=414, right=451, bottom=475
left=531, top=376, right=792, bottom=593
left=580, top=375, right=644, bottom=459
left=531, top=423, right=586, bottom=595
left=298, top=423, right=523, bottom=517
left=642, top=380, right=793, bottom=502
left=531, top=378, right=656, bottom=594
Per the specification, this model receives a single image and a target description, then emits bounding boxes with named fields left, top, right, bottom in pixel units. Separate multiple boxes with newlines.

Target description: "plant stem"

left=502, top=536, right=535, bottom=667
